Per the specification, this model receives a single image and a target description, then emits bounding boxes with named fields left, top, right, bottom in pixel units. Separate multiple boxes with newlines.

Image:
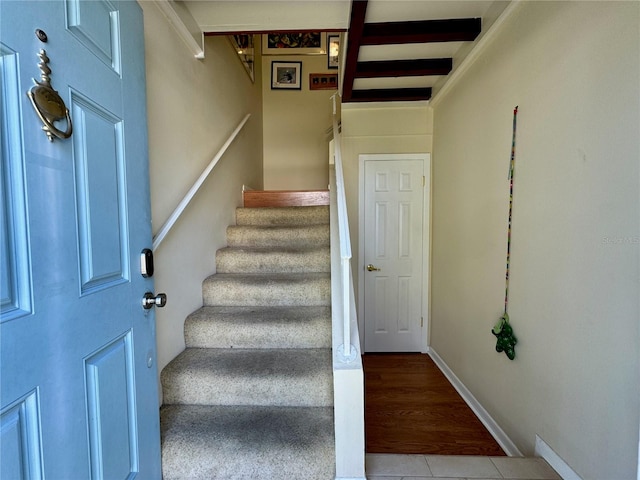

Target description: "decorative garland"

left=492, top=106, right=519, bottom=360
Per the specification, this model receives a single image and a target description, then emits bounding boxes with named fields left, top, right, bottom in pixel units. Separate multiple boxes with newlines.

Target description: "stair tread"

left=161, top=404, right=334, bottom=479
left=226, top=224, right=330, bottom=248
left=203, top=272, right=331, bottom=307
left=163, top=347, right=331, bottom=378
left=216, top=246, right=330, bottom=273
left=218, top=245, right=329, bottom=253
left=161, top=348, right=333, bottom=407
left=205, top=271, right=331, bottom=281
left=236, top=205, right=329, bottom=226
left=185, top=306, right=331, bottom=349
left=187, top=305, right=331, bottom=320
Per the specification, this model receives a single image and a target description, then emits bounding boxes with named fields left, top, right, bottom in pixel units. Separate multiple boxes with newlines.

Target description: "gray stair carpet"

left=160, top=205, right=334, bottom=480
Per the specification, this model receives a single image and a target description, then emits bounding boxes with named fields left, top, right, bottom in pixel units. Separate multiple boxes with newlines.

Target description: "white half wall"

left=430, top=2, right=639, bottom=479
left=141, top=3, right=263, bottom=387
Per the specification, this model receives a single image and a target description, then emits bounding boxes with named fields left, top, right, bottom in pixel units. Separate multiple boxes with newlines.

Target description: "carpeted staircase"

left=160, top=205, right=335, bottom=479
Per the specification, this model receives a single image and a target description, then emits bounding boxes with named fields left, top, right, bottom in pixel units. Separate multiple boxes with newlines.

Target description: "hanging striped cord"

left=504, top=106, right=518, bottom=315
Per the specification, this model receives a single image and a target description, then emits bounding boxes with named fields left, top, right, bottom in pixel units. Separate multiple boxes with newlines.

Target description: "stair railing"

left=152, top=114, right=251, bottom=251
left=329, top=94, right=366, bottom=480
left=330, top=94, right=356, bottom=362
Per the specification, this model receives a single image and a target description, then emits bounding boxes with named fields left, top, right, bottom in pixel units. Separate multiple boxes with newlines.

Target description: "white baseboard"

left=535, top=435, right=582, bottom=480
left=427, top=347, right=523, bottom=457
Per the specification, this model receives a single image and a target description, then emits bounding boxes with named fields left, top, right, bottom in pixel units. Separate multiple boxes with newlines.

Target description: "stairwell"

left=160, top=202, right=335, bottom=479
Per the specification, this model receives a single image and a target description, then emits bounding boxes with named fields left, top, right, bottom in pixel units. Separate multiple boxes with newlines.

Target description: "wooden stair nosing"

left=243, top=190, right=330, bottom=208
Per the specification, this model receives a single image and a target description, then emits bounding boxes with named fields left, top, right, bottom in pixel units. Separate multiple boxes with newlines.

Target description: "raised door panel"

left=0, top=390, right=44, bottom=479
left=0, top=45, right=32, bottom=323
left=71, top=93, right=128, bottom=294
left=66, top=0, right=121, bottom=74
left=85, top=332, right=137, bottom=479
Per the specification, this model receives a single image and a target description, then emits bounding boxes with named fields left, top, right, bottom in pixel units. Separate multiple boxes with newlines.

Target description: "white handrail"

left=331, top=94, right=354, bottom=361
left=152, top=114, right=251, bottom=251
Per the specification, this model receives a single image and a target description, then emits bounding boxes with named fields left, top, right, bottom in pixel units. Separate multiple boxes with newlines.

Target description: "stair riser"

left=203, top=275, right=330, bottom=307
left=216, top=248, right=330, bottom=274
left=161, top=349, right=334, bottom=407
left=161, top=405, right=335, bottom=480
left=226, top=225, right=329, bottom=248
left=163, top=373, right=333, bottom=407
left=236, top=206, right=329, bottom=226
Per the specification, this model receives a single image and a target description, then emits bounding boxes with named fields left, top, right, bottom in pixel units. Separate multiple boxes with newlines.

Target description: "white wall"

left=141, top=2, right=263, bottom=385
left=185, top=0, right=350, bottom=33
left=341, top=102, right=433, bottom=333
left=262, top=49, right=335, bottom=190
left=430, top=2, right=639, bottom=479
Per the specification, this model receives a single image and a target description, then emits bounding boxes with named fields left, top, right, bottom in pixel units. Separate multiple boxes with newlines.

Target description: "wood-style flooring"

left=364, top=353, right=506, bottom=456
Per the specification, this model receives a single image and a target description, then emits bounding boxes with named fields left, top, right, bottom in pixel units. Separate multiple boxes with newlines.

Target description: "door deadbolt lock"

left=142, top=292, right=167, bottom=309
left=366, top=264, right=381, bottom=272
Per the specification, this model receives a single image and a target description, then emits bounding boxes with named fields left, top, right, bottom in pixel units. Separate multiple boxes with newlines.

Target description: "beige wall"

left=185, top=1, right=350, bottom=33
left=261, top=49, right=335, bottom=190
left=430, top=2, right=639, bottom=479
left=341, top=102, right=433, bottom=337
left=141, top=3, right=263, bottom=385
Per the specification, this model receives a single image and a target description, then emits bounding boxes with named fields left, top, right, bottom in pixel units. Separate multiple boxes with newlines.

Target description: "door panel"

left=84, top=332, right=137, bottom=479
left=71, top=93, right=128, bottom=293
left=0, top=44, right=32, bottom=322
left=0, top=1, right=161, bottom=477
left=65, top=0, right=122, bottom=74
left=364, top=158, right=426, bottom=352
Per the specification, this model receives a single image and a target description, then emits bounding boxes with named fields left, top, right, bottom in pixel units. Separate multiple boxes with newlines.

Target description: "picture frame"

left=263, top=32, right=326, bottom=55
left=228, top=34, right=255, bottom=83
left=328, top=34, right=340, bottom=69
left=271, top=61, right=302, bottom=90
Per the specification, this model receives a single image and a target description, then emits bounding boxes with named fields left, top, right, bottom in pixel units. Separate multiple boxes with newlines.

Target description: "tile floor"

left=366, top=454, right=562, bottom=480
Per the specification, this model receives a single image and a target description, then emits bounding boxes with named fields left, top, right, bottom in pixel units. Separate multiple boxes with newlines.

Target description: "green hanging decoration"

left=493, top=106, right=519, bottom=360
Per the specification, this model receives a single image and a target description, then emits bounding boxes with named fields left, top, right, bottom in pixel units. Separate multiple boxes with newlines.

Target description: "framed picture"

left=328, top=34, right=340, bottom=69
left=263, top=32, right=326, bottom=55
left=228, top=34, right=255, bottom=82
left=309, top=73, right=338, bottom=90
left=271, top=61, right=302, bottom=90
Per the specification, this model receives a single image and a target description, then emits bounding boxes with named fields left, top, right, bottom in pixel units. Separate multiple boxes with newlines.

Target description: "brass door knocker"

left=27, top=49, right=73, bottom=142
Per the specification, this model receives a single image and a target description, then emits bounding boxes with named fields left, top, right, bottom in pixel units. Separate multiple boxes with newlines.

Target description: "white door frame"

left=358, top=153, right=431, bottom=353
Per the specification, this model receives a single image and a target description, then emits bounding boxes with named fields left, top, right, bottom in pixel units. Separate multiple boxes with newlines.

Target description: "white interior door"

left=362, top=155, right=428, bottom=352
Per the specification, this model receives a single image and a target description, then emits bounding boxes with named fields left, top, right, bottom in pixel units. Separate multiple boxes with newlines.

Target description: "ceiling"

left=343, top=0, right=506, bottom=102
left=182, top=0, right=509, bottom=102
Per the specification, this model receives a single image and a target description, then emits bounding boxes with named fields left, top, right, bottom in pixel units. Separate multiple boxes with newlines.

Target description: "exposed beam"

left=342, top=0, right=368, bottom=102
left=355, top=58, right=452, bottom=78
left=361, top=18, right=481, bottom=45
left=347, top=88, right=432, bottom=103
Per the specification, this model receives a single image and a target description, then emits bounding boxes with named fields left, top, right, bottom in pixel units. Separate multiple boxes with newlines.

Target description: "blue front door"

left=1, top=1, right=162, bottom=477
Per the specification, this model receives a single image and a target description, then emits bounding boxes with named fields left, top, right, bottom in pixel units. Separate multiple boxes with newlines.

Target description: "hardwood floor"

left=364, top=353, right=506, bottom=456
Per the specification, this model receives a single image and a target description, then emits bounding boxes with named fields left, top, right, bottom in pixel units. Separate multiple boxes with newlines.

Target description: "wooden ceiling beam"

left=342, top=0, right=368, bottom=102
left=348, top=87, right=432, bottom=103
left=361, top=18, right=481, bottom=45
left=356, top=58, right=452, bottom=78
